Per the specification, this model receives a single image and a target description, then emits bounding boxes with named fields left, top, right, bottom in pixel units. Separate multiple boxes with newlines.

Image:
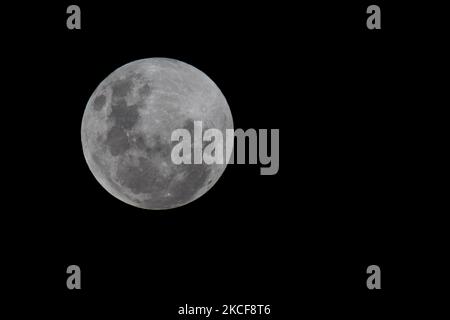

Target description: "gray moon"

left=81, top=58, right=233, bottom=210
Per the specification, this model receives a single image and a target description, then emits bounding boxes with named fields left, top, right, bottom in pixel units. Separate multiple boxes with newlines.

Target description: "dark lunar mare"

left=93, top=94, right=106, bottom=111
left=111, top=77, right=133, bottom=98
left=138, top=83, right=151, bottom=97
left=104, top=75, right=142, bottom=157
left=116, top=132, right=174, bottom=197
left=116, top=156, right=169, bottom=195
left=125, top=118, right=213, bottom=208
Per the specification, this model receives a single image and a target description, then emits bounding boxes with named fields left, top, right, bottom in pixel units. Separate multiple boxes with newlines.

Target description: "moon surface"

left=81, top=58, right=233, bottom=210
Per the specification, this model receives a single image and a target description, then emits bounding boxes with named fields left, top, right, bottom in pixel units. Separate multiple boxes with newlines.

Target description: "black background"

left=6, top=0, right=446, bottom=317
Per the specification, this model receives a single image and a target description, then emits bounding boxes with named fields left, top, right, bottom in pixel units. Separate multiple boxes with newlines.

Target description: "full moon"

left=81, top=58, right=233, bottom=210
